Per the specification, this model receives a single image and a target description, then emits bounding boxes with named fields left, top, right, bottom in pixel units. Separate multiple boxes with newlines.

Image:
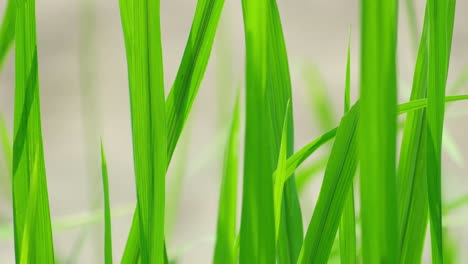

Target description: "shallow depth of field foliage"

left=1, top=0, right=468, bottom=263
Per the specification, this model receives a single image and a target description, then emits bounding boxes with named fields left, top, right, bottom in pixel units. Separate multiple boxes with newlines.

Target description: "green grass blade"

left=298, top=104, right=359, bottom=263
left=359, top=0, right=399, bottom=262
left=273, top=101, right=290, bottom=240
left=213, top=97, right=240, bottom=264
left=118, top=0, right=167, bottom=262
left=18, top=151, right=40, bottom=264
left=339, top=35, right=356, bottom=264
left=120, top=0, right=225, bottom=259
left=12, top=0, right=54, bottom=260
left=265, top=2, right=303, bottom=263
left=100, top=142, right=113, bottom=264
left=426, top=0, right=456, bottom=262
left=0, top=0, right=15, bottom=71
left=397, top=6, right=429, bottom=262
left=165, top=0, right=226, bottom=159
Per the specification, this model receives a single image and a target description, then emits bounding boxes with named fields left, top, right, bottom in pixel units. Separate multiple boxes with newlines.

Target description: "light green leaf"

left=298, top=104, right=359, bottom=263
left=213, top=96, right=240, bottom=264
left=0, top=0, right=15, bottom=71
left=339, top=33, right=356, bottom=264
left=359, top=0, right=399, bottom=262
left=426, top=0, right=456, bottom=262
left=12, top=0, right=54, bottom=260
left=100, top=142, right=113, bottom=264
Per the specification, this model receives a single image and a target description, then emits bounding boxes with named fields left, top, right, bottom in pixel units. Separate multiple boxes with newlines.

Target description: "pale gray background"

left=0, top=0, right=467, bottom=263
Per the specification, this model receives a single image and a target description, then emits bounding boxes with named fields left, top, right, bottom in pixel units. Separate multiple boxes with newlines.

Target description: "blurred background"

left=1, top=0, right=468, bottom=263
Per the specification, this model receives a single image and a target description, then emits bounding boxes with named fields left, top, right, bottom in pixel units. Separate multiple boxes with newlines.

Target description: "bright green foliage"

left=273, top=102, right=290, bottom=240
left=339, top=35, right=356, bottom=264
left=0, top=0, right=15, bottom=70
left=265, top=3, right=303, bottom=262
left=118, top=0, right=168, bottom=262
left=213, top=97, right=240, bottom=264
left=100, top=142, right=113, bottom=264
left=426, top=0, right=456, bottom=262
left=240, top=0, right=303, bottom=262
left=12, top=0, right=54, bottom=261
left=298, top=104, right=359, bottom=263
left=359, top=0, right=399, bottom=263
left=165, top=0, right=226, bottom=159
left=119, top=0, right=226, bottom=260
left=239, top=0, right=276, bottom=262
left=398, top=5, right=429, bottom=263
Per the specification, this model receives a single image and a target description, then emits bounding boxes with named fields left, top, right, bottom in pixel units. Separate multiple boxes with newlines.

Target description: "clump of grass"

left=0, top=0, right=468, bottom=263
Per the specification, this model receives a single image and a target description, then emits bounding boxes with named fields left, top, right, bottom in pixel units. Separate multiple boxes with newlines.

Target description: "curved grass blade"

left=298, top=104, right=359, bottom=263
left=120, top=0, right=226, bottom=260
left=213, top=96, right=240, bottom=264
left=0, top=0, right=15, bottom=71
left=12, top=0, right=54, bottom=260
left=397, top=5, right=430, bottom=262
left=265, top=2, right=303, bottom=263
left=273, top=101, right=290, bottom=240
left=359, top=0, right=399, bottom=262
left=339, top=34, right=356, bottom=264
left=100, top=142, right=113, bottom=264
left=165, top=0, right=226, bottom=159
left=426, top=0, right=456, bottom=261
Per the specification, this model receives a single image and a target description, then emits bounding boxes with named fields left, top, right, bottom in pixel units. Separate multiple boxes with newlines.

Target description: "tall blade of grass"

left=339, top=35, right=356, bottom=264
left=298, top=104, right=359, bottom=263
left=18, top=151, right=40, bottom=264
left=359, top=0, right=399, bottom=262
left=100, top=142, right=113, bottom=264
left=273, top=101, right=290, bottom=240
left=213, top=97, right=240, bottom=264
left=119, top=0, right=167, bottom=262
left=239, top=0, right=276, bottom=262
left=0, top=0, right=15, bottom=70
left=165, top=0, right=226, bottom=158
left=426, top=0, right=456, bottom=262
left=120, top=0, right=226, bottom=259
left=12, top=0, right=54, bottom=260
left=397, top=6, right=430, bottom=263
left=266, top=2, right=303, bottom=263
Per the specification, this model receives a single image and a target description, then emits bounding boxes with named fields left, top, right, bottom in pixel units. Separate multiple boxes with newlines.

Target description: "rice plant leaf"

left=239, top=0, right=276, bottom=262
left=298, top=104, right=359, bottom=263
left=426, top=0, right=456, bottom=261
left=100, top=142, right=113, bottom=264
left=265, top=2, right=303, bottom=263
left=213, top=96, right=240, bottom=264
left=165, top=0, right=226, bottom=159
left=339, top=34, right=356, bottom=264
left=0, top=0, right=15, bottom=70
left=295, top=156, right=328, bottom=193
left=273, top=101, right=290, bottom=240
left=12, top=0, right=54, bottom=260
left=18, top=151, right=40, bottom=264
left=280, top=95, right=468, bottom=188
left=118, top=0, right=167, bottom=262
left=359, top=0, right=399, bottom=262
left=120, top=0, right=226, bottom=259
left=397, top=5, right=429, bottom=263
